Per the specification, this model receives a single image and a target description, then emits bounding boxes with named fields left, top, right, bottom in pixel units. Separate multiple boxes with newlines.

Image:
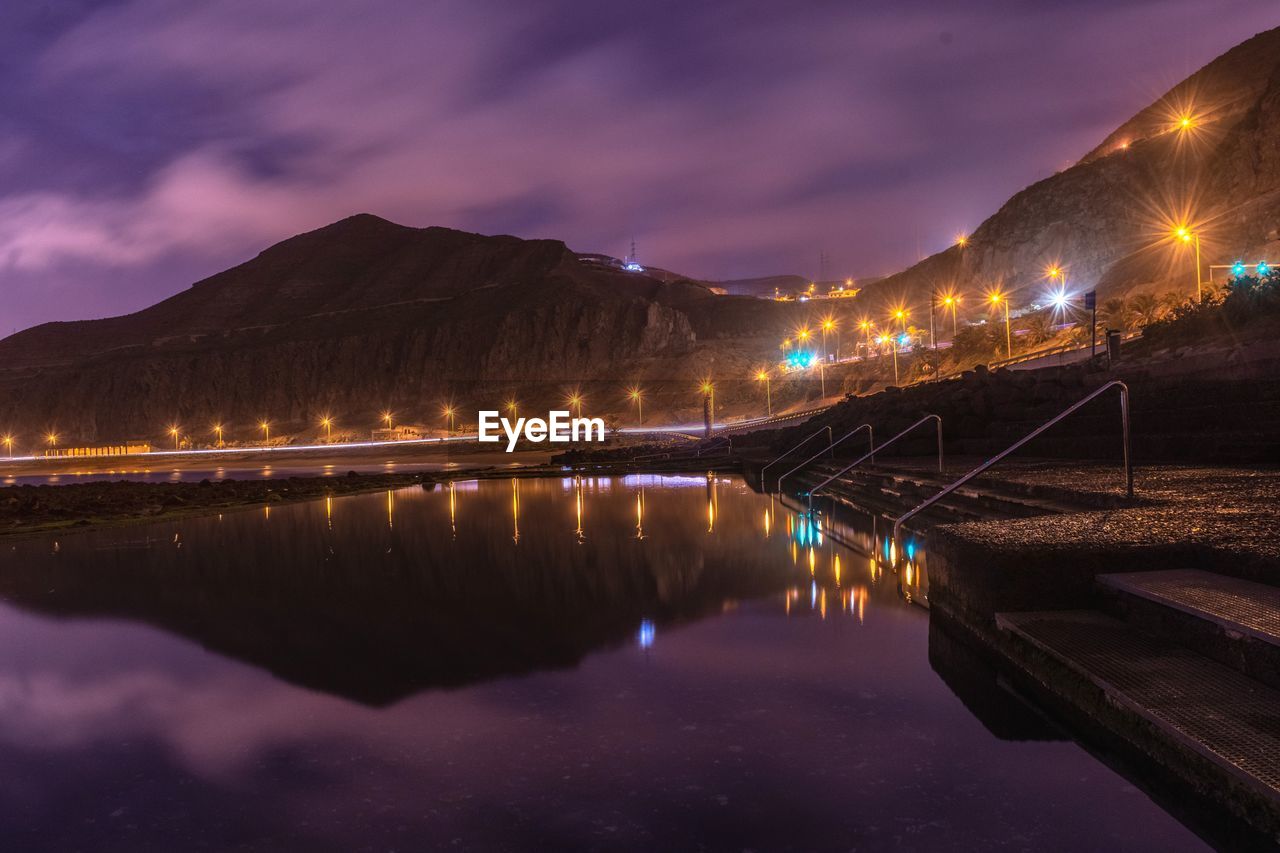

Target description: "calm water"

left=0, top=475, right=1205, bottom=851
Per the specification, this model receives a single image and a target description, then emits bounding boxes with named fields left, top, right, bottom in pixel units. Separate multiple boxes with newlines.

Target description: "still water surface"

left=0, top=475, right=1205, bottom=851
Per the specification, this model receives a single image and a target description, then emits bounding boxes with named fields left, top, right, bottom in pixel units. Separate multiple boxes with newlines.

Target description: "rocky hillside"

left=0, top=215, right=809, bottom=443
left=861, top=26, right=1280, bottom=317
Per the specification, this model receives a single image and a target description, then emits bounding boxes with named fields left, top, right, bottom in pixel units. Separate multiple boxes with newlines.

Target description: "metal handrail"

left=777, top=423, right=874, bottom=494
left=806, top=414, right=943, bottom=509
left=760, top=425, right=834, bottom=491
left=892, top=380, right=1131, bottom=547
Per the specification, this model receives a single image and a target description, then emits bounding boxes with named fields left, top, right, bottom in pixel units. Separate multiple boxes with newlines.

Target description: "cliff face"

left=862, top=27, right=1280, bottom=313
left=0, top=215, right=806, bottom=442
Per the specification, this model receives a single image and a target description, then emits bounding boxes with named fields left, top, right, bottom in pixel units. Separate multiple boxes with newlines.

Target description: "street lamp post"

left=700, top=380, right=715, bottom=437
left=879, top=335, right=898, bottom=384
left=260, top=421, right=270, bottom=443
left=506, top=399, right=518, bottom=421
left=213, top=423, right=224, bottom=448
left=627, top=387, right=643, bottom=426
left=821, top=318, right=835, bottom=362
left=942, top=295, right=959, bottom=336
left=169, top=425, right=180, bottom=450
left=1176, top=227, right=1203, bottom=301
left=755, top=369, right=772, bottom=416
left=990, top=293, right=1012, bottom=359
left=929, top=292, right=939, bottom=379
left=2, top=435, right=12, bottom=458
left=442, top=407, right=455, bottom=435
left=383, top=411, right=394, bottom=431
left=320, top=417, right=332, bottom=442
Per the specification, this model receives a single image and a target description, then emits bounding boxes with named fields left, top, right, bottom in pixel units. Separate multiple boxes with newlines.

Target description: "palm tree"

left=1022, top=312, right=1055, bottom=346
left=1129, top=292, right=1162, bottom=327
left=1099, top=296, right=1132, bottom=332
left=1160, top=291, right=1187, bottom=316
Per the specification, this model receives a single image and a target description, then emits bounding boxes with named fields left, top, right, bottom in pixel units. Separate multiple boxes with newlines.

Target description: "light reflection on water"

left=0, top=475, right=1205, bottom=851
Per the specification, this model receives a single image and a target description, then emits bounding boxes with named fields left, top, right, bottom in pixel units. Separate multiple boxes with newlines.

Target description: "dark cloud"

left=0, top=0, right=1274, bottom=330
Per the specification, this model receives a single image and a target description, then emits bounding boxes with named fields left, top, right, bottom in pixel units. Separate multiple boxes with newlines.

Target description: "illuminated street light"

left=1173, top=225, right=1203, bottom=301
left=505, top=399, right=519, bottom=420
left=260, top=420, right=271, bottom=443
left=212, top=423, right=225, bottom=448
left=442, top=405, right=456, bottom=434
left=2, top=434, right=12, bottom=458
left=46, top=432, right=58, bottom=451
left=699, top=379, right=715, bottom=433
left=168, top=424, right=181, bottom=450
left=859, top=318, right=874, bottom=354
left=1046, top=266, right=1070, bottom=313
left=821, top=316, right=836, bottom=361
left=319, top=416, right=332, bottom=441
left=626, top=386, right=643, bottom=426
left=892, top=308, right=909, bottom=333
left=989, top=292, right=1012, bottom=359
left=877, top=334, right=899, bottom=384
left=566, top=390, right=584, bottom=419
left=940, top=293, right=960, bottom=336
left=755, top=369, right=772, bottom=416
left=382, top=410, right=394, bottom=430
left=955, top=234, right=969, bottom=248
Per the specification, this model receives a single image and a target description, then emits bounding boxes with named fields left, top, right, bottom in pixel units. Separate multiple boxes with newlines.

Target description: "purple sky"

left=0, top=0, right=1275, bottom=333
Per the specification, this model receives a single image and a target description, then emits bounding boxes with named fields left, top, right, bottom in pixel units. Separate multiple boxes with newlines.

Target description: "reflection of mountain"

left=0, top=479, right=798, bottom=706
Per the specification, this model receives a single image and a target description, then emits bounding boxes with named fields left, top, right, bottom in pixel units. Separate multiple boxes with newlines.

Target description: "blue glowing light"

left=1232, top=261, right=1247, bottom=278
left=786, top=351, right=816, bottom=370
left=1258, top=262, right=1271, bottom=277
left=623, top=262, right=645, bottom=272
left=899, top=333, right=910, bottom=346
left=637, top=619, right=656, bottom=649
left=906, top=540, right=916, bottom=561
left=1049, top=290, right=1069, bottom=309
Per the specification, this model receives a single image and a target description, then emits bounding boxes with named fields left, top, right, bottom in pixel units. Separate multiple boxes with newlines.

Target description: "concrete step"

left=794, top=464, right=1092, bottom=526
left=1099, top=570, right=1280, bottom=690
left=997, top=609, right=1280, bottom=841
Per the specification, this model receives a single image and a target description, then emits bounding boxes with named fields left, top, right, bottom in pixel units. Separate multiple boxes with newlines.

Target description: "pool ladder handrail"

left=806, top=414, right=943, bottom=510
left=777, top=423, right=874, bottom=494
left=891, top=380, right=1131, bottom=547
left=760, top=425, right=834, bottom=491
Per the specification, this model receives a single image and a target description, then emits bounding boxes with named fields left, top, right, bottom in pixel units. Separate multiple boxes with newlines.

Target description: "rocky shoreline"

left=0, top=471, right=437, bottom=539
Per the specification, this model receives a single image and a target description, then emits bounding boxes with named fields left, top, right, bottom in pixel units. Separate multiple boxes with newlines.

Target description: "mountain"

left=0, top=215, right=809, bottom=442
left=860, top=26, right=1280, bottom=316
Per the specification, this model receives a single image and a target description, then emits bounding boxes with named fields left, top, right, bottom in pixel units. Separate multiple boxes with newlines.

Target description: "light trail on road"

left=1, top=406, right=841, bottom=469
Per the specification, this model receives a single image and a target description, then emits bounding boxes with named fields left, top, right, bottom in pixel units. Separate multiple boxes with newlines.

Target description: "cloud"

left=0, top=0, right=1274, bottom=328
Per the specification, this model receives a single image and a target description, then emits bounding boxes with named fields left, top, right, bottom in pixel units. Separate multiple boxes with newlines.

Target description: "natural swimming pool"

left=0, top=474, right=1206, bottom=850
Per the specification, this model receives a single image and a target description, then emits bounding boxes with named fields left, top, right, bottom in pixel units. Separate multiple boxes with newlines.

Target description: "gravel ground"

left=928, top=461, right=1280, bottom=567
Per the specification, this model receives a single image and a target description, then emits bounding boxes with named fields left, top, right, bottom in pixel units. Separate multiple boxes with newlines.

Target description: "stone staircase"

left=996, top=569, right=1280, bottom=845
left=778, top=462, right=1106, bottom=530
